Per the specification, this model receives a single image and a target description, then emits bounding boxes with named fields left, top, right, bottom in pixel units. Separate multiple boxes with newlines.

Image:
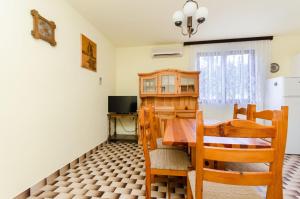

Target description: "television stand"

left=107, top=113, right=138, bottom=143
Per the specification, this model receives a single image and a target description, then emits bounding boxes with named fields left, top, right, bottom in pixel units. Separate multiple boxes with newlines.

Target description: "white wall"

left=271, top=35, right=300, bottom=77
left=0, top=0, right=115, bottom=198
left=115, top=44, right=190, bottom=95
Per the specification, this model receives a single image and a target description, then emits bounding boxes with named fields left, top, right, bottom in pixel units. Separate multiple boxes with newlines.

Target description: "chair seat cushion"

left=149, top=149, right=190, bottom=170
left=156, top=138, right=185, bottom=150
left=188, top=171, right=263, bottom=199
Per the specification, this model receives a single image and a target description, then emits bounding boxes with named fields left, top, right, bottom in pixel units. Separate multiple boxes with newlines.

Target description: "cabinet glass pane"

left=143, top=78, right=156, bottom=93
left=169, top=76, right=176, bottom=85
left=161, top=75, right=176, bottom=93
left=180, top=77, right=195, bottom=93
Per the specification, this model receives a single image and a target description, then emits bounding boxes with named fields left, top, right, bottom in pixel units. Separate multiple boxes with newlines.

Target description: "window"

left=196, top=49, right=256, bottom=104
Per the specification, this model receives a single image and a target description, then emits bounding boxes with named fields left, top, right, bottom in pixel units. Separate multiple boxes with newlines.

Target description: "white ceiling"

left=66, top=0, right=300, bottom=47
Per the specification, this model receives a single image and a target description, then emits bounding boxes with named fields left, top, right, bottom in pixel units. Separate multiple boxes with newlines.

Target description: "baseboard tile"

left=14, top=141, right=106, bottom=199
left=30, top=179, right=46, bottom=196
left=46, top=170, right=59, bottom=184
left=14, top=189, right=30, bottom=199
left=70, top=158, right=79, bottom=169
left=59, top=164, right=70, bottom=176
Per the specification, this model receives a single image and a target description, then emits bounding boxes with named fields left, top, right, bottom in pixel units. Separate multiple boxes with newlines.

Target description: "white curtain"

left=191, top=40, right=271, bottom=107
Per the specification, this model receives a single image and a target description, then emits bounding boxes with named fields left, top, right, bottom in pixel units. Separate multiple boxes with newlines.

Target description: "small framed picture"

left=31, top=9, right=57, bottom=46
left=81, top=34, right=97, bottom=72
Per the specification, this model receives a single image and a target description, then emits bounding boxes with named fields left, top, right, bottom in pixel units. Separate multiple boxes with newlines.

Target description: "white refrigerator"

left=265, top=76, right=300, bottom=154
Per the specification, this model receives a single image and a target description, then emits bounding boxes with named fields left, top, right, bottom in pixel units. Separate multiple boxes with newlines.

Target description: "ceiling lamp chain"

left=173, top=0, right=208, bottom=38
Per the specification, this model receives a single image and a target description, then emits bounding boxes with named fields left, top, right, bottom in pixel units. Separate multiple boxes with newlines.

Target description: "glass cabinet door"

left=142, top=77, right=157, bottom=93
left=180, top=76, right=196, bottom=93
left=160, top=75, right=176, bottom=94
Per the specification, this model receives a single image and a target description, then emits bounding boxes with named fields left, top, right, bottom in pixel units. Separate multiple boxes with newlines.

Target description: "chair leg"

left=187, top=177, right=192, bottom=199
left=267, top=163, right=283, bottom=199
left=277, top=180, right=283, bottom=199
left=268, top=176, right=283, bottom=199
left=167, top=177, right=171, bottom=199
left=275, top=172, right=283, bottom=199
left=145, top=172, right=151, bottom=199
left=266, top=184, right=276, bottom=199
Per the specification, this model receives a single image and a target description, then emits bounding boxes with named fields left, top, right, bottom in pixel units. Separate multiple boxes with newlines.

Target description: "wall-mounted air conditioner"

left=151, top=47, right=183, bottom=58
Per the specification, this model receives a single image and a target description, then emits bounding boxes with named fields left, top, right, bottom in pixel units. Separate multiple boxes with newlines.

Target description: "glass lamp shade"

left=183, top=1, right=198, bottom=17
left=195, top=6, right=208, bottom=21
left=172, top=10, right=184, bottom=26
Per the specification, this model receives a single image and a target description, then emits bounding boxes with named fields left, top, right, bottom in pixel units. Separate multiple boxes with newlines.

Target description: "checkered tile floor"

left=283, top=155, right=300, bottom=198
left=27, top=143, right=300, bottom=199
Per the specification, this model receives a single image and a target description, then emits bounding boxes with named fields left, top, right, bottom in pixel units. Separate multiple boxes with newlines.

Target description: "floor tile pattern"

left=27, top=143, right=300, bottom=199
left=27, top=143, right=185, bottom=199
left=283, top=154, right=300, bottom=198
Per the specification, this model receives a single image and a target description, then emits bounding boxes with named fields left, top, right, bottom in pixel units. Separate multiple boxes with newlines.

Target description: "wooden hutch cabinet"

left=139, top=69, right=200, bottom=118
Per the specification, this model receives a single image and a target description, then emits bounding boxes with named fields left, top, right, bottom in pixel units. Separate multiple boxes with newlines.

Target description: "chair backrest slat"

left=204, top=147, right=275, bottom=163
left=224, top=125, right=276, bottom=138
left=253, top=110, right=274, bottom=121
left=204, top=120, right=276, bottom=138
left=237, top=107, right=247, bottom=115
left=203, top=169, right=273, bottom=186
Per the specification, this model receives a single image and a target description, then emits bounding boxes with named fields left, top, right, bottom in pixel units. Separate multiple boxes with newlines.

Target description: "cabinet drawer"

left=176, top=112, right=196, bottom=118
left=157, top=112, right=176, bottom=119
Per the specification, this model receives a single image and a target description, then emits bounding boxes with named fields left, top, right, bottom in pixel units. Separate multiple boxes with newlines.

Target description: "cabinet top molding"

left=138, top=69, right=200, bottom=76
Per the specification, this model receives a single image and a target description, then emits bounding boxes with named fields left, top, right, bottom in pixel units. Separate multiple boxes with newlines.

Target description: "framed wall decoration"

left=81, top=34, right=97, bottom=72
left=31, top=9, right=57, bottom=46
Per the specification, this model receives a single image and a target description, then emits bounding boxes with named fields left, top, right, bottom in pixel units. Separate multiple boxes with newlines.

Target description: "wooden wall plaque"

left=81, top=34, right=97, bottom=72
left=31, top=9, right=57, bottom=46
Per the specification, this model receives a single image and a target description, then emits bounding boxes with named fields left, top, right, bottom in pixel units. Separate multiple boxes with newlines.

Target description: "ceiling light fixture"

left=173, top=0, right=208, bottom=38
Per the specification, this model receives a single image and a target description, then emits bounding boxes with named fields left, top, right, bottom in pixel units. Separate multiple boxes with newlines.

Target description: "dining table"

left=162, top=118, right=271, bottom=167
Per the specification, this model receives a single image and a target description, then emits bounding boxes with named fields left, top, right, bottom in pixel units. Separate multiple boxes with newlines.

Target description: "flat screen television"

left=108, top=96, right=137, bottom=114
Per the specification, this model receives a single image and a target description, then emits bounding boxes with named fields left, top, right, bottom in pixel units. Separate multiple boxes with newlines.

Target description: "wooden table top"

left=163, top=118, right=271, bottom=148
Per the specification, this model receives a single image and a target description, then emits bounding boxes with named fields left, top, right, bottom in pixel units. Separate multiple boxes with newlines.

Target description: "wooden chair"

left=138, top=106, right=163, bottom=146
left=226, top=106, right=289, bottom=198
left=233, top=104, right=256, bottom=120
left=139, top=107, right=190, bottom=199
left=145, top=105, right=186, bottom=150
left=187, top=110, right=286, bottom=199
